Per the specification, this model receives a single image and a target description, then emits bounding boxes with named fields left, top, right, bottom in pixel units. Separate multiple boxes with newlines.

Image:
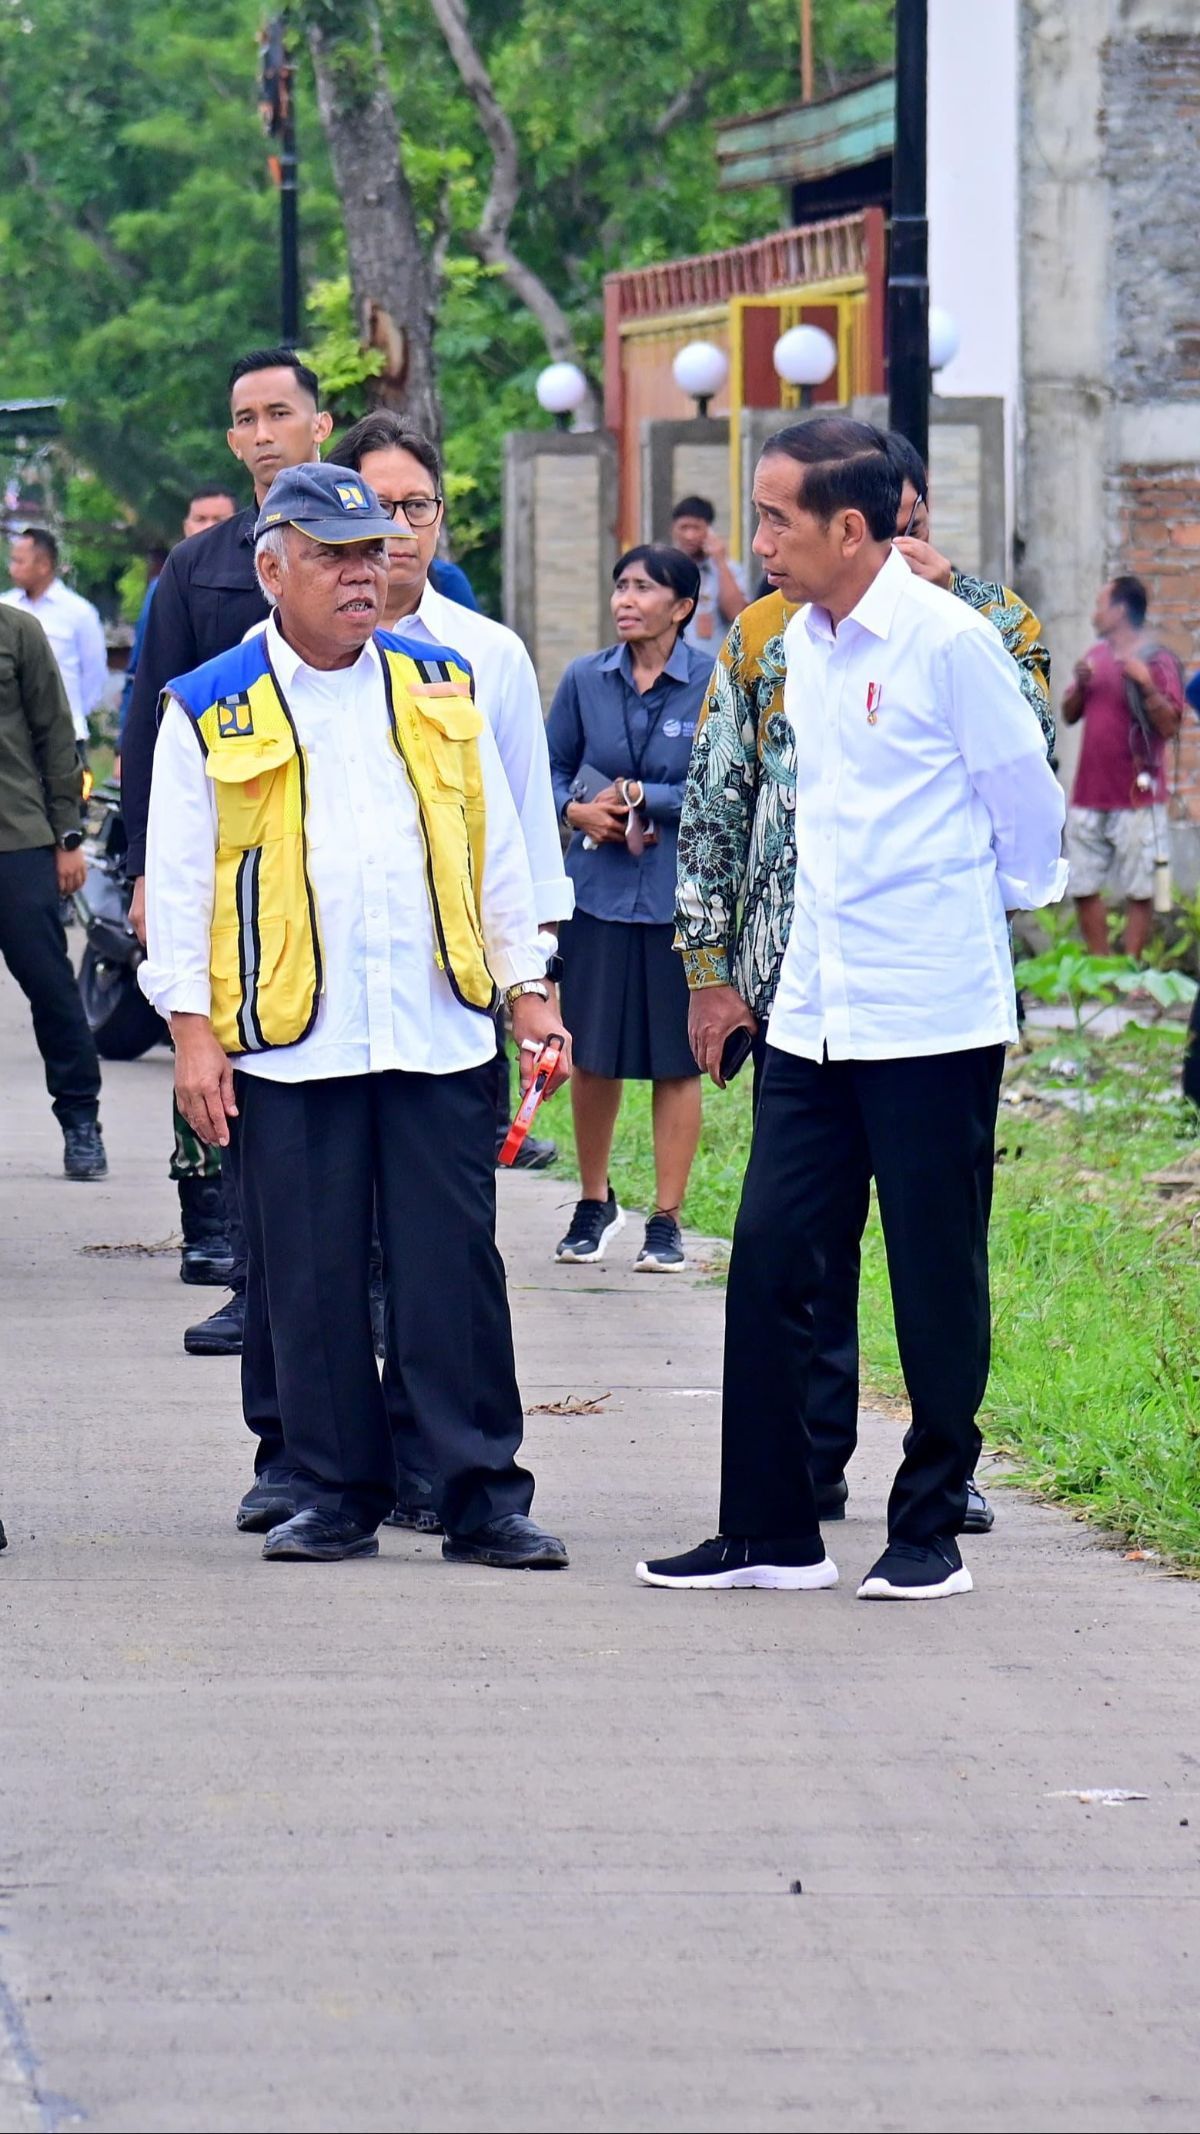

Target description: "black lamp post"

left=887, top=0, right=929, bottom=465
left=258, top=16, right=300, bottom=348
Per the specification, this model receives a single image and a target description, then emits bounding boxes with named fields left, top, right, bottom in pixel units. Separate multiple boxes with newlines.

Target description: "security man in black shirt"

left=121, top=346, right=332, bottom=1357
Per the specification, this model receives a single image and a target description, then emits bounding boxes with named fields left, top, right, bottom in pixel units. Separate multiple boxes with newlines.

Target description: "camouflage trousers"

left=170, top=1094, right=222, bottom=1182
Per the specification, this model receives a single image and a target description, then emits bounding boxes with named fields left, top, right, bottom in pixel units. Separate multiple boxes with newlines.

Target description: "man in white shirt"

left=3, top=528, right=108, bottom=747
left=639, top=417, right=1066, bottom=1602
left=328, top=410, right=574, bottom=1167
left=141, top=463, right=572, bottom=1567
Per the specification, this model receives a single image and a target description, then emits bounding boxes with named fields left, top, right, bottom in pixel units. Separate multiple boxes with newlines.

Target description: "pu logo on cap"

left=335, top=482, right=367, bottom=510
left=217, top=693, right=255, bottom=738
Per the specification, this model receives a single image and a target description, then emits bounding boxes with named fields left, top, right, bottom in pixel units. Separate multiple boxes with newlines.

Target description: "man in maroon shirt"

left=1063, top=574, right=1183, bottom=956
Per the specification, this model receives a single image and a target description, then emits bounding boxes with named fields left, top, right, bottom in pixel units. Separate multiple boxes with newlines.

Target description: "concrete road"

left=1, top=964, right=1198, bottom=2134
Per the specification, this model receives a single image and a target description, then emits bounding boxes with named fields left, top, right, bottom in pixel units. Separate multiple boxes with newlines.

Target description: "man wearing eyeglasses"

left=229, top=411, right=574, bottom=1543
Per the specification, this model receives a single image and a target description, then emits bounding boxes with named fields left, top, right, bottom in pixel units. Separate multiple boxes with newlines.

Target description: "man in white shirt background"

left=3, top=527, right=108, bottom=751
left=140, top=463, right=572, bottom=1567
left=639, top=417, right=1066, bottom=1603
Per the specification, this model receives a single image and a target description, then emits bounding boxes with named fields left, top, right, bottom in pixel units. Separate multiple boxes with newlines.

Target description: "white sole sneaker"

left=632, top=1255, right=686, bottom=1273
left=555, top=1206, right=625, bottom=1263
left=635, top=1556, right=839, bottom=1591
left=856, top=1564, right=974, bottom=1600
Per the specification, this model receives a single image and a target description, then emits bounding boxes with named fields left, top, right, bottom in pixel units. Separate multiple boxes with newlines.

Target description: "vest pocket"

left=210, top=856, right=289, bottom=1054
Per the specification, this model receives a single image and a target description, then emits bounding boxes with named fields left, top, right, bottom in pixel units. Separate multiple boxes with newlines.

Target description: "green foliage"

left=1, top=0, right=892, bottom=613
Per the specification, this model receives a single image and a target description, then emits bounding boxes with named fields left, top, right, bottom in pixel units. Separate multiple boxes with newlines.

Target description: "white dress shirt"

left=1, top=579, right=108, bottom=742
left=139, top=616, right=544, bottom=1082
left=769, top=546, right=1067, bottom=1064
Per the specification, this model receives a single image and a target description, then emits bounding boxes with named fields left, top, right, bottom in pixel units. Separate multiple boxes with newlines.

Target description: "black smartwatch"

left=59, top=830, right=84, bottom=852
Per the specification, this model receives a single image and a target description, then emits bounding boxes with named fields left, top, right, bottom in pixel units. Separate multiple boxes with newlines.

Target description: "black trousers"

left=0, top=846, right=100, bottom=1128
left=751, top=1029, right=863, bottom=1483
left=721, top=1042, right=1005, bottom=1546
left=234, top=1064, right=535, bottom=1534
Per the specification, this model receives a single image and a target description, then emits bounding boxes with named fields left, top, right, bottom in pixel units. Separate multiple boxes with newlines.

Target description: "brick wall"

left=1102, top=33, right=1200, bottom=403
left=1113, top=464, right=1200, bottom=816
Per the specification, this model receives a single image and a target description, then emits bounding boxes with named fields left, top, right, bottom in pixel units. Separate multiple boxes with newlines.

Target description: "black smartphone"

left=719, top=1026, right=755, bottom=1083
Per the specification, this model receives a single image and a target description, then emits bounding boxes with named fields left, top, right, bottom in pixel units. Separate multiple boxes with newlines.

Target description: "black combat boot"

left=177, top=1176, right=235, bottom=1286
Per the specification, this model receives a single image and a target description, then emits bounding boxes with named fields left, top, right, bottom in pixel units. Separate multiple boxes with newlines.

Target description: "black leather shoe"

left=183, top=1289, right=245, bottom=1356
left=963, top=1476, right=995, bottom=1534
left=63, top=1121, right=107, bottom=1181
left=815, top=1475, right=849, bottom=1522
left=499, top=1132, right=557, bottom=1171
left=442, top=1513, right=568, bottom=1569
left=236, top=1474, right=298, bottom=1533
left=262, top=1509, right=379, bottom=1561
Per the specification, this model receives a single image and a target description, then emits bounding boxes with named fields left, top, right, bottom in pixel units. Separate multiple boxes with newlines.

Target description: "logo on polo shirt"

left=217, top=693, right=254, bottom=738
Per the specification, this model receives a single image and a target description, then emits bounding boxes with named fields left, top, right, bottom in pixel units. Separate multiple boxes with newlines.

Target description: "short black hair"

left=227, top=348, right=320, bottom=405
left=760, top=416, right=900, bottom=541
left=613, top=543, right=702, bottom=629
left=17, top=525, right=58, bottom=567
left=330, top=411, right=441, bottom=489
left=885, top=430, right=928, bottom=503
left=671, top=495, right=715, bottom=524
left=1110, top=573, right=1148, bottom=627
left=187, top=482, right=239, bottom=510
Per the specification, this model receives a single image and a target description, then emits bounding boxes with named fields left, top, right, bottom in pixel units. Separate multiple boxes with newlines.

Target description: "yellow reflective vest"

left=167, top=629, right=494, bottom=1056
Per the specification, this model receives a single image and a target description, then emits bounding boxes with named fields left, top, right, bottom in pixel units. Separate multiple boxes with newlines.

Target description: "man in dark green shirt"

left=0, top=603, right=107, bottom=1179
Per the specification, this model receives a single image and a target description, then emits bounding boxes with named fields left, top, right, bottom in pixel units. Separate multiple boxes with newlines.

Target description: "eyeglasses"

left=380, top=494, right=443, bottom=528
left=899, top=492, right=927, bottom=539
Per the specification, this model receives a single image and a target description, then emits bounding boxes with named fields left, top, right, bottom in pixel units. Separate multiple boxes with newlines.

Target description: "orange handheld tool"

left=498, top=1035, right=565, bottom=1167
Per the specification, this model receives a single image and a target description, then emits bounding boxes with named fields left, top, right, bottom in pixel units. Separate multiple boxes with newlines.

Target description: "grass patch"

left=551, top=1028, right=1200, bottom=1567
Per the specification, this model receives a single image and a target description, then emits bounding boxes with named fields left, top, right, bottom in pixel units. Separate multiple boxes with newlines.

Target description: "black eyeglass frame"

left=899, top=490, right=928, bottom=539
left=379, top=494, right=444, bottom=528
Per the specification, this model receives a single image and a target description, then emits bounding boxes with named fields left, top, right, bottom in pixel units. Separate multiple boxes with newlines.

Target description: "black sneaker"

left=963, top=1476, right=995, bottom=1534
left=857, top=1535, right=973, bottom=1601
left=236, top=1472, right=298, bottom=1533
left=636, top=1534, right=838, bottom=1591
left=63, top=1121, right=107, bottom=1181
left=634, top=1211, right=685, bottom=1272
left=501, top=1132, right=557, bottom=1171
left=183, top=1289, right=245, bottom=1357
left=555, top=1187, right=624, bottom=1263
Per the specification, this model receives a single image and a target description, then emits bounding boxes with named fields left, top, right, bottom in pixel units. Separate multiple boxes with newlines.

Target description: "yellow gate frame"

left=728, top=281, right=871, bottom=560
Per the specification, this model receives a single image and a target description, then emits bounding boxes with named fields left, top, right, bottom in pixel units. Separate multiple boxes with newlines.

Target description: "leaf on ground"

left=525, top=1392, right=611, bottom=1416
left=1046, top=1788, right=1149, bottom=1806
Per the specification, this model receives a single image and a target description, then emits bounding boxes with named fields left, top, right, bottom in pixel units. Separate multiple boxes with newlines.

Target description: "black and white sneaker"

left=555, top=1187, right=624, bottom=1263
left=634, top=1211, right=686, bottom=1272
left=857, top=1536, right=973, bottom=1601
left=636, top=1534, right=838, bottom=1591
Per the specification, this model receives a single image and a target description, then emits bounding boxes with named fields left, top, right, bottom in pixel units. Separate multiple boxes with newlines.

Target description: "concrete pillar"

left=503, top=431, right=618, bottom=710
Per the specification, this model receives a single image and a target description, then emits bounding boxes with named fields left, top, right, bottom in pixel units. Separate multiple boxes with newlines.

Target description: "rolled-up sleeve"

left=138, top=696, right=218, bottom=1017
left=487, top=636, right=574, bottom=924
left=477, top=719, right=544, bottom=992
left=947, top=622, right=1068, bottom=912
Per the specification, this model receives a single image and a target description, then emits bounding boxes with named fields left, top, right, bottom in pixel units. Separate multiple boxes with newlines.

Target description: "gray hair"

left=253, top=525, right=290, bottom=605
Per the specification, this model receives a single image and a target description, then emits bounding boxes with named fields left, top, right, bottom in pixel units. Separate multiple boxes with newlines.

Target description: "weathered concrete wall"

left=503, top=432, right=619, bottom=709
left=1020, top=0, right=1200, bottom=795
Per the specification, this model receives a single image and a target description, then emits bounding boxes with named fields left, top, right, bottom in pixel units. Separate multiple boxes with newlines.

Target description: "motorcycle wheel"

left=79, top=946, right=167, bottom=1061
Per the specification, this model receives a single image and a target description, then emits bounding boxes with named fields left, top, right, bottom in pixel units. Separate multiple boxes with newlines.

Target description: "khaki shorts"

left=1067, top=806, right=1158, bottom=901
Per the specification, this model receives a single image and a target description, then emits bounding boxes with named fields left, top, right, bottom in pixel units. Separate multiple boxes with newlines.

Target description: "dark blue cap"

left=253, top=461, right=397, bottom=545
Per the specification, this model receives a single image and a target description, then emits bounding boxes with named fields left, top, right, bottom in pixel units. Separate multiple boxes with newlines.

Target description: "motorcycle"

left=72, top=779, right=168, bottom=1061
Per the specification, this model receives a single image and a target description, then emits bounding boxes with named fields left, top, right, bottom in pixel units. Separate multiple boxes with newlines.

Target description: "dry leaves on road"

left=525, top=1392, right=611, bottom=1416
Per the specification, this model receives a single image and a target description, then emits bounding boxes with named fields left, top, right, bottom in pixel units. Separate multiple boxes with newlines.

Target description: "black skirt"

left=559, top=910, right=700, bottom=1082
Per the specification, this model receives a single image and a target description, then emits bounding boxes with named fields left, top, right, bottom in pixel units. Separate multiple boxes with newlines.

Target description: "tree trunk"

left=426, top=0, right=600, bottom=424
left=303, top=0, right=441, bottom=440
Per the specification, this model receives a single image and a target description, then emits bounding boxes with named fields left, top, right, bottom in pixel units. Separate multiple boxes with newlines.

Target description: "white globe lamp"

left=536, top=361, right=588, bottom=431
left=671, top=341, right=729, bottom=419
left=928, top=307, right=960, bottom=374
left=772, top=323, right=838, bottom=409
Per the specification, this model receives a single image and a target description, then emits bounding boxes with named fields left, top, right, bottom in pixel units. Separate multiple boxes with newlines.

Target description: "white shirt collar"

left=265, top=609, right=380, bottom=690
left=804, top=544, right=909, bottom=646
